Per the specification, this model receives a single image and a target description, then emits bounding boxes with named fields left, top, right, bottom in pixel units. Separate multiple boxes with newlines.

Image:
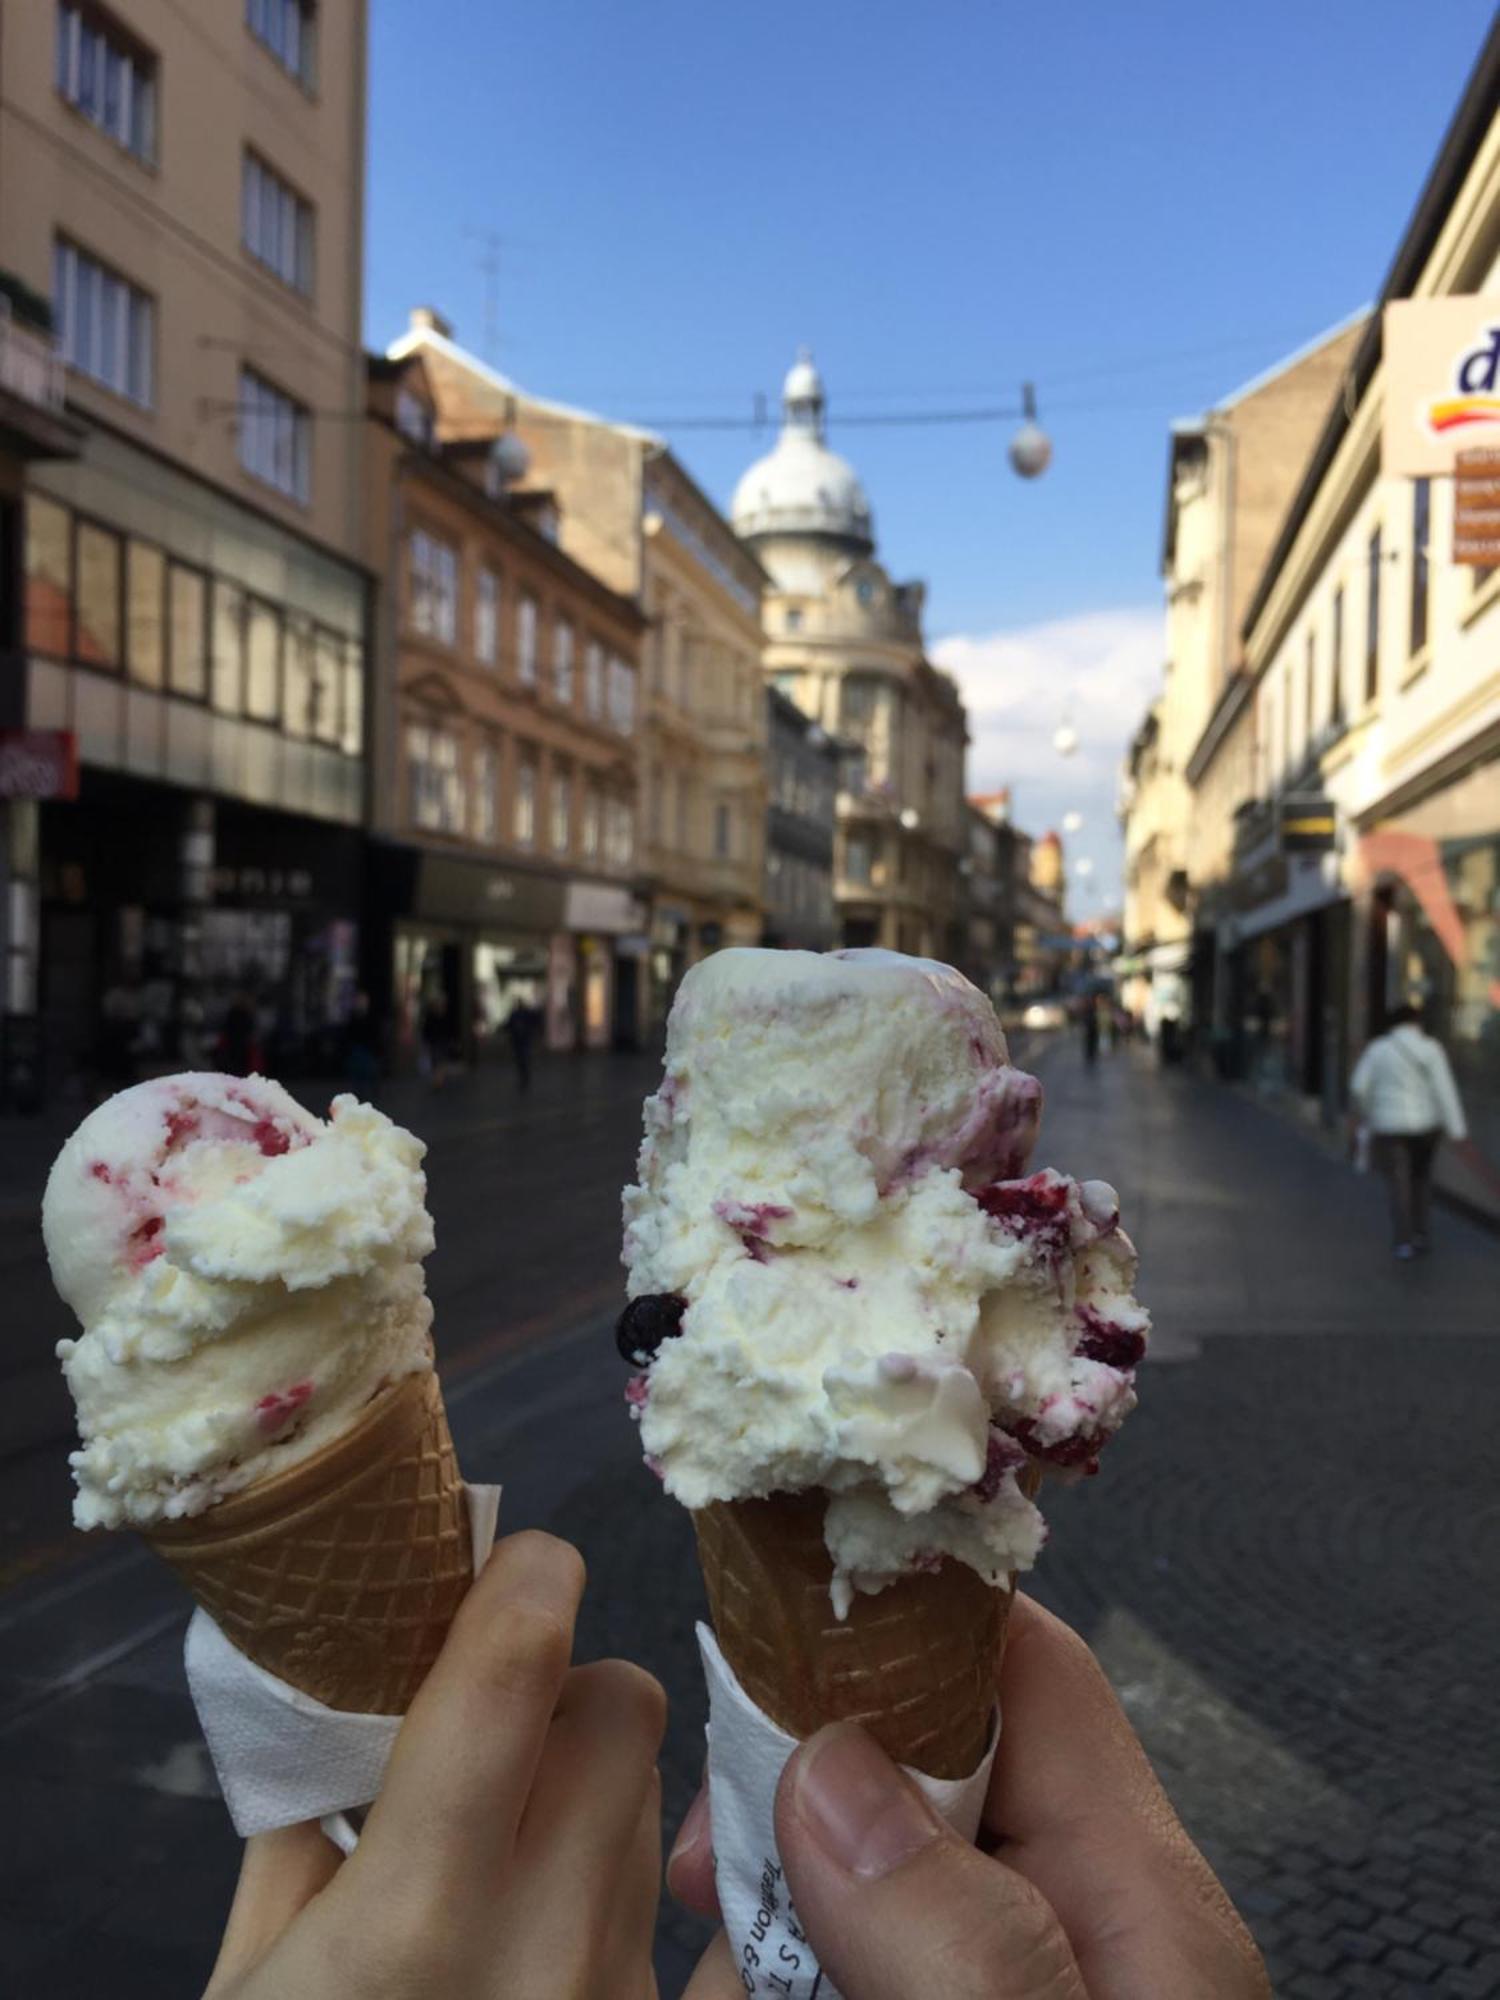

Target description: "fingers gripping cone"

left=150, top=1371, right=471, bottom=1716
left=694, top=1490, right=1016, bottom=1781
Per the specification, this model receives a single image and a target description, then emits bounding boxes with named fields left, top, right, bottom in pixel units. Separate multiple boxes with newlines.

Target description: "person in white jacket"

left=1349, top=1003, right=1468, bottom=1259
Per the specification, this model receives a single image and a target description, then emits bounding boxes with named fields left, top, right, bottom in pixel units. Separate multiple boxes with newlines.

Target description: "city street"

left=1, top=1039, right=1497, bottom=1998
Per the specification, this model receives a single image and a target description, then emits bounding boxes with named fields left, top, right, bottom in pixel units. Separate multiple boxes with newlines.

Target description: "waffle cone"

left=149, top=1370, right=471, bottom=1715
left=694, top=1489, right=1013, bottom=1780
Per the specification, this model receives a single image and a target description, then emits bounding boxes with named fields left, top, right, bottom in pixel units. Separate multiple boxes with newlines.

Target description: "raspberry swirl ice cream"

left=45, top=1073, right=435, bottom=1529
left=620, top=948, right=1149, bottom=1612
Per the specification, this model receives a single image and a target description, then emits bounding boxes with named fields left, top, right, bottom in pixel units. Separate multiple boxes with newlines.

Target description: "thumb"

left=775, top=1724, right=1088, bottom=2000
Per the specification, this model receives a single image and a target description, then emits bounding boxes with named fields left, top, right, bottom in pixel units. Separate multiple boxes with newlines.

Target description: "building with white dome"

left=733, top=352, right=969, bottom=957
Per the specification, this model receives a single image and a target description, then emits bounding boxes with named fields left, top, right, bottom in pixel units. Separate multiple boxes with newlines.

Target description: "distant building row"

left=0, top=0, right=1047, bottom=1099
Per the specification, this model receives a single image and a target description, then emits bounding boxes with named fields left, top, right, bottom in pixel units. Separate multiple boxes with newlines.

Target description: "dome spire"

left=782, top=347, right=826, bottom=441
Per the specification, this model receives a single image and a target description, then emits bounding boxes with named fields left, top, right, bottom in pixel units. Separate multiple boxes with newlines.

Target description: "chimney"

left=409, top=305, right=453, bottom=340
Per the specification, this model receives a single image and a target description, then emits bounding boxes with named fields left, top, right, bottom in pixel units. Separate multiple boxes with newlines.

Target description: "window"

left=608, top=656, right=637, bottom=734
left=1365, top=527, right=1382, bottom=704
left=475, top=568, right=499, bottom=665
left=785, top=607, right=803, bottom=632
left=550, top=764, right=571, bottom=854
left=406, top=722, right=464, bottom=832
left=311, top=628, right=342, bottom=745
left=284, top=618, right=313, bottom=737
left=126, top=541, right=165, bottom=687
left=1330, top=587, right=1344, bottom=729
left=517, top=595, right=538, bottom=685
left=584, top=640, right=605, bottom=717
left=472, top=742, right=499, bottom=843
left=1410, top=478, right=1430, bottom=656
left=409, top=529, right=458, bottom=644
left=1282, top=666, right=1292, bottom=775
left=676, top=775, right=689, bottom=852
left=395, top=388, right=433, bottom=446
left=53, top=239, right=153, bottom=407
left=845, top=834, right=873, bottom=885
left=553, top=620, right=575, bottom=703
left=246, top=599, right=281, bottom=723
left=239, top=369, right=310, bottom=503
left=340, top=640, right=362, bottom=755
left=1304, top=632, right=1315, bottom=749
left=168, top=564, right=207, bottom=696
left=582, top=784, right=602, bottom=861
left=56, top=4, right=156, bottom=161
left=212, top=581, right=245, bottom=713
left=246, top=0, right=315, bottom=87
left=714, top=800, right=731, bottom=859
left=606, top=798, right=635, bottom=870
left=242, top=153, right=314, bottom=295
left=24, top=497, right=71, bottom=656
left=515, top=754, right=537, bottom=847
left=75, top=521, right=121, bottom=670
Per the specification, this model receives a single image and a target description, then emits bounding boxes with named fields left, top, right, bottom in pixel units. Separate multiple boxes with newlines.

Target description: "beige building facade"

left=1227, top=31, right=1500, bottom=1213
left=733, top=355, right=968, bottom=958
left=1121, top=314, right=1365, bottom=1038
left=364, top=353, right=647, bottom=1058
left=2, top=0, right=370, bottom=1093
left=386, top=312, right=766, bottom=1023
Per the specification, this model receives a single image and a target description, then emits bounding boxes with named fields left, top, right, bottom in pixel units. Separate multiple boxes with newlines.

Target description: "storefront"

left=1220, top=843, right=1349, bottom=1113
left=1353, top=741, right=1500, bottom=1220
left=38, top=768, right=364, bottom=1086
left=370, top=844, right=647, bottom=1066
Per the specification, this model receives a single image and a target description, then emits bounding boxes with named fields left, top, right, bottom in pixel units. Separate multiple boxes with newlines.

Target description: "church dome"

left=732, top=349, right=875, bottom=552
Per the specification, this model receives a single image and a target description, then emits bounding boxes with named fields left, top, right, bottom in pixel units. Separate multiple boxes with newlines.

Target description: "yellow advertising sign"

left=1383, top=297, right=1500, bottom=476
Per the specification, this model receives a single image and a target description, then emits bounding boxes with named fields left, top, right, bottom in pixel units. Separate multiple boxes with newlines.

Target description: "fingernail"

left=789, top=1723, right=944, bottom=1881
left=667, top=1785, right=710, bottom=1873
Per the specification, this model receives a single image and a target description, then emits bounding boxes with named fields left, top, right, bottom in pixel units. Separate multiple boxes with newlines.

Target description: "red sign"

left=0, top=729, right=78, bottom=800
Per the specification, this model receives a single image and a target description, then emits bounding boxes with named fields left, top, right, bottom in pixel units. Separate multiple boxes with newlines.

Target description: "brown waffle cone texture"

left=695, top=1489, right=1013, bottom=1780
left=149, top=1369, right=472, bottom=1715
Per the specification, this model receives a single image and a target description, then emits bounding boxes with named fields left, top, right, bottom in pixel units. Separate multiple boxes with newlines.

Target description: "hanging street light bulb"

left=1062, top=810, right=1083, bottom=834
left=1075, top=857, right=1095, bottom=878
left=1008, top=381, right=1053, bottom=480
left=1054, top=719, right=1079, bottom=758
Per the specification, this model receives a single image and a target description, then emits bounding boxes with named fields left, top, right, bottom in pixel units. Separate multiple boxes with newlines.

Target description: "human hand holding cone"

left=620, top=950, right=1151, bottom=1986
left=45, top=1073, right=471, bottom=1717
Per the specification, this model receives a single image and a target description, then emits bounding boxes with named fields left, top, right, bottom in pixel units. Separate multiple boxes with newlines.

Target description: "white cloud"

left=932, top=606, right=1163, bottom=917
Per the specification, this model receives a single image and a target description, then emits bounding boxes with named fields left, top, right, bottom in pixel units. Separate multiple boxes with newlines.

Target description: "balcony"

left=0, top=294, right=83, bottom=460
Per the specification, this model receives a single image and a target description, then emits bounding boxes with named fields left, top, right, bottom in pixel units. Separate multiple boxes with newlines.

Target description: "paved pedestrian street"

left=0, top=1041, right=1495, bottom=1998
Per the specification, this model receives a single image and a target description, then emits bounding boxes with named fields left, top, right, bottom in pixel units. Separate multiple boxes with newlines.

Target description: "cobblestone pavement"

left=0, top=1040, right=1495, bottom=1997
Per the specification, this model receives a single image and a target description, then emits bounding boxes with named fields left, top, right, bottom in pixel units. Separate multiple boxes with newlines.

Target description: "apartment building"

left=364, top=352, right=647, bottom=1056
left=1, top=0, right=369, bottom=1091
left=1229, top=22, right=1500, bottom=1215
left=736, top=353, right=970, bottom=960
left=1120, top=313, right=1365, bottom=1042
left=763, top=685, right=838, bottom=950
left=386, top=310, right=767, bottom=1026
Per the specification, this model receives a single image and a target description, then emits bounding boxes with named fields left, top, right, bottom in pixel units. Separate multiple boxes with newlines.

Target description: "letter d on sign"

left=1457, top=325, right=1500, bottom=395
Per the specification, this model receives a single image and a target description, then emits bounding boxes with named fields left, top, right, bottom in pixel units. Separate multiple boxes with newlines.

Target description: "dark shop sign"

left=1279, top=796, right=1337, bottom=855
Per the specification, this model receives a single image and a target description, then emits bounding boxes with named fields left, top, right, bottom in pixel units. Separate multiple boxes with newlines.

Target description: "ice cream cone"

left=150, top=1370, right=471, bottom=1715
left=694, top=1489, right=1016, bottom=1780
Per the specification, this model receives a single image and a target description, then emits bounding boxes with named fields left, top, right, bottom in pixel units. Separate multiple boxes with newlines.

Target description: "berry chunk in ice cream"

left=620, top=948, right=1150, bottom=1611
left=44, top=1073, right=436, bottom=1529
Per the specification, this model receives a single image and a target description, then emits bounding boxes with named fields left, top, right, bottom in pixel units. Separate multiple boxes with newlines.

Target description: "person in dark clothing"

left=1081, top=994, right=1100, bottom=1067
left=219, top=991, right=258, bottom=1077
left=505, top=999, right=538, bottom=1090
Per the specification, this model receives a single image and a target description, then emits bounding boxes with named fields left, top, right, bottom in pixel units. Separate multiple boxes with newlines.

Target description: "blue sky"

left=366, top=0, right=1495, bottom=913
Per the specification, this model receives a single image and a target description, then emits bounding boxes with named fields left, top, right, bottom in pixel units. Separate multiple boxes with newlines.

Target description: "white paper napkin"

left=698, top=1623, right=998, bottom=2000
left=184, top=1484, right=501, bottom=1840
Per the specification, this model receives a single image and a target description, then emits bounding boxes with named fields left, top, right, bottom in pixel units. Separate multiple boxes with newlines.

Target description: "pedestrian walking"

left=505, top=996, right=538, bottom=1091
left=1080, top=993, right=1100, bottom=1067
left=1349, top=1003, right=1467, bottom=1260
